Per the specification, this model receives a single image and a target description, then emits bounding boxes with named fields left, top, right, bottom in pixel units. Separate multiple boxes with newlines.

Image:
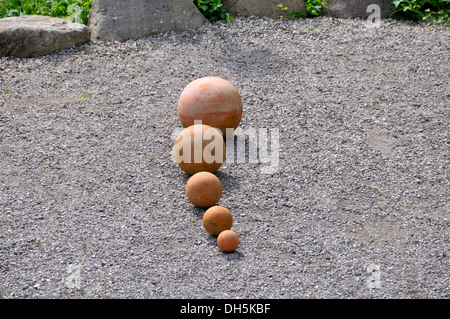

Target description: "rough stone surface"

left=88, top=0, right=208, bottom=42
left=0, top=17, right=448, bottom=299
left=324, top=0, right=392, bottom=19
left=0, top=15, right=90, bottom=58
left=223, top=0, right=306, bottom=18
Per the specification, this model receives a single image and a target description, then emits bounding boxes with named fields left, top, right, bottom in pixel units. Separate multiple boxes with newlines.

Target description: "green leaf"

left=194, top=0, right=235, bottom=22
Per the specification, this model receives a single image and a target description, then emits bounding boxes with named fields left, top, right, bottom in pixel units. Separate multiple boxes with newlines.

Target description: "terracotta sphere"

left=186, top=172, right=223, bottom=208
left=178, top=77, right=243, bottom=136
left=202, top=206, right=233, bottom=235
left=217, top=230, right=239, bottom=253
left=173, top=124, right=225, bottom=175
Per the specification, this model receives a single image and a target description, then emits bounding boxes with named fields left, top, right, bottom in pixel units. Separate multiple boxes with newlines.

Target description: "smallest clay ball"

left=217, top=230, right=239, bottom=253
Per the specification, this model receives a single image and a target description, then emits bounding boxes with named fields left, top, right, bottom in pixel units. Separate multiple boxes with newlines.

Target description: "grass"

left=0, top=0, right=93, bottom=25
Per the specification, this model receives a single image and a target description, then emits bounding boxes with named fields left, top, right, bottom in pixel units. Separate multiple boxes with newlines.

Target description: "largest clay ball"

left=178, top=77, right=243, bottom=136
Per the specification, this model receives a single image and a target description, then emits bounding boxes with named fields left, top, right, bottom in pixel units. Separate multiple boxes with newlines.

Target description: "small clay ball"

left=217, top=230, right=239, bottom=253
left=203, top=206, right=233, bottom=236
left=186, top=172, right=222, bottom=208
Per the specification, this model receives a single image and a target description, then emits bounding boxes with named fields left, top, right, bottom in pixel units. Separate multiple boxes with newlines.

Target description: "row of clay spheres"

left=173, top=77, right=243, bottom=253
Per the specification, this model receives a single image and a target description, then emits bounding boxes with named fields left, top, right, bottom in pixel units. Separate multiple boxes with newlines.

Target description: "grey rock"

left=88, top=0, right=208, bottom=42
left=324, top=0, right=392, bottom=19
left=0, top=15, right=90, bottom=58
left=223, top=0, right=306, bottom=18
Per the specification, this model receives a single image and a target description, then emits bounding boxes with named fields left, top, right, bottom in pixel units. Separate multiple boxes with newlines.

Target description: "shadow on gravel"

left=216, top=170, right=241, bottom=192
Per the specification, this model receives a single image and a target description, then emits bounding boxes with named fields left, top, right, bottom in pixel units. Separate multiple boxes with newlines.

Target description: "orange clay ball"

left=186, top=172, right=222, bottom=208
left=173, top=124, right=225, bottom=175
left=217, top=230, right=239, bottom=253
left=202, top=206, right=233, bottom=236
left=178, top=77, right=243, bottom=136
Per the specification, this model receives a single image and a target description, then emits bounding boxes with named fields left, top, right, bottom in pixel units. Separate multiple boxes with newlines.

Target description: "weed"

left=0, top=0, right=93, bottom=25
left=276, top=0, right=327, bottom=20
left=276, top=4, right=304, bottom=19
left=291, top=9, right=304, bottom=19
left=391, top=0, right=450, bottom=24
left=305, top=0, right=328, bottom=17
left=193, top=0, right=235, bottom=22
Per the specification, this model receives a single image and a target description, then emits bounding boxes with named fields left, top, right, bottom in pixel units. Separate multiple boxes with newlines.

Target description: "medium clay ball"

left=173, top=124, right=225, bottom=175
left=186, top=172, right=222, bottom=208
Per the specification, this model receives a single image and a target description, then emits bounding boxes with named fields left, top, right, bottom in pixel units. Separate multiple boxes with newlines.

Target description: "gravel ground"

left=0, top=16, right=449, bottom=299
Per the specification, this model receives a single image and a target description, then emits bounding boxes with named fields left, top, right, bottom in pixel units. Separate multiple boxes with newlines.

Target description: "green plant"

left=391, top=0, right=450, bottom=24
left=276, top=4, right=288, bottom=19
left=0, top=0, right=93, bottom=25
left=291, top=9, right=304, bottom=19
left=193, top=0, right=235, bottom=22
left=276, top=1, right=327, bottom=19
left=305, top=0, right=328, bottom=17
left=276, top=4, right=304, bottom=19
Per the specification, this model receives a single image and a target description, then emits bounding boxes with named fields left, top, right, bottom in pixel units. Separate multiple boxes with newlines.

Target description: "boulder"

left=222, top=0, right=306, bottom=19
left=88, top=0, right=208, bottom=42
left=323, top=0, right=392, bottom=19
left=0, top=15, right=90, bottom=58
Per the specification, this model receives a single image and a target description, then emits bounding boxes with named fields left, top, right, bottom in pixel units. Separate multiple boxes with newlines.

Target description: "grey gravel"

left=0, top=16, right=449, bottom=299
